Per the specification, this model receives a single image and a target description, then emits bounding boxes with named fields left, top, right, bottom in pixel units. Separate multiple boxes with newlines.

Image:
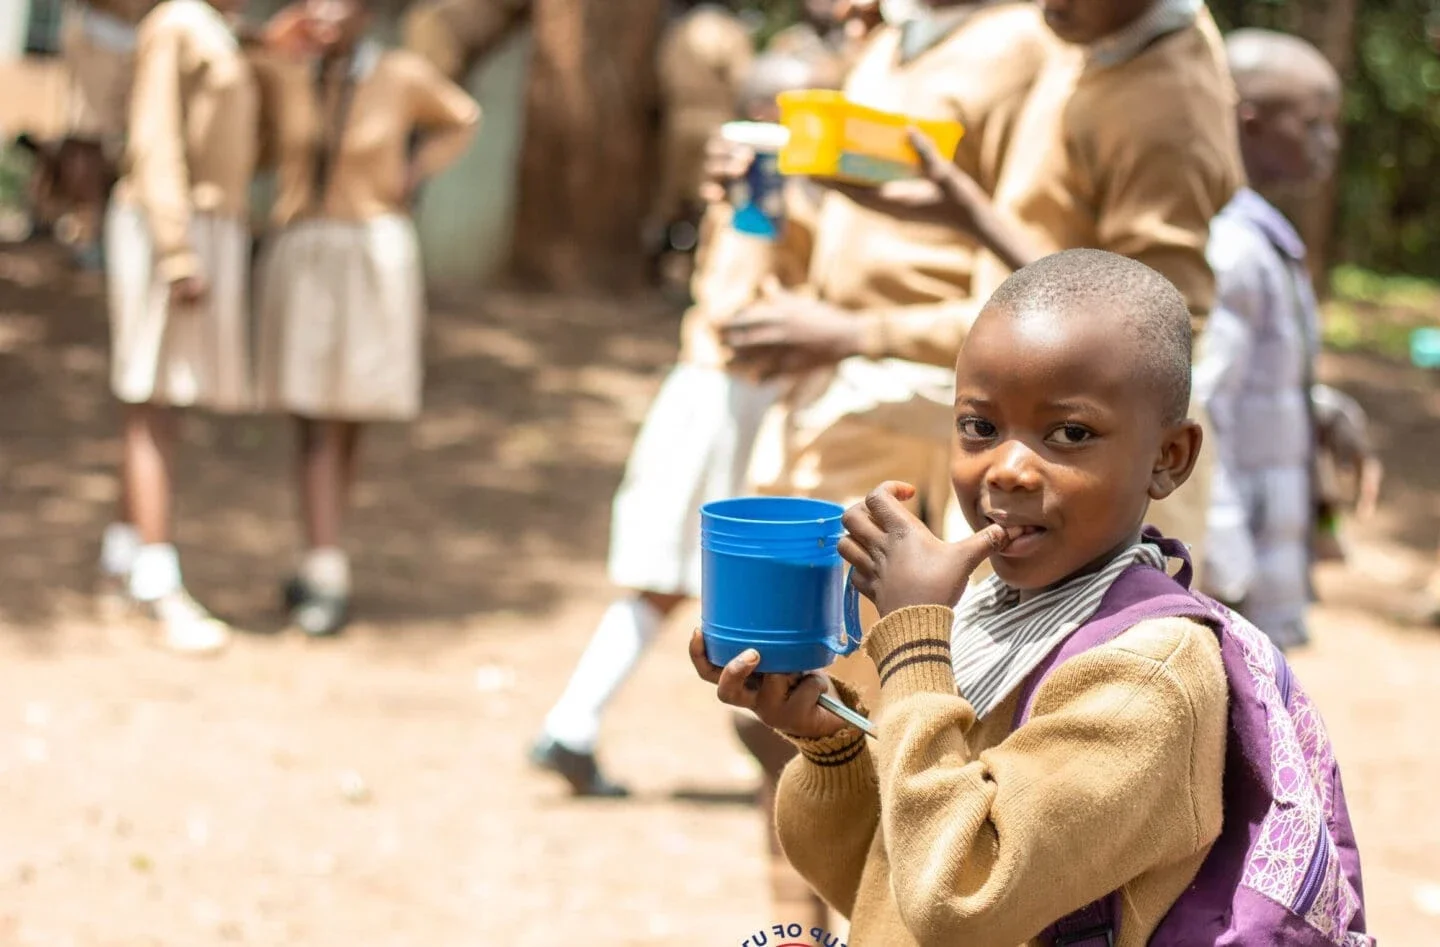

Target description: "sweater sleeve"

left=404, top=53, right=481, bottom=180
left=862, top=606, right=1226, bottom=945
left=127, top=13, right=198, bottom=283
left=773, top=678, right=881, bottom=918
left=1091, top=136, right=1235, bottom=323
left=852, top=297, right=985, bottom=368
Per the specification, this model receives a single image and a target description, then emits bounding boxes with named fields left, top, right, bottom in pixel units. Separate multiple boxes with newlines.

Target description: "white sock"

left=100, top=522, right=141, bottom=577
left=128, top=544, right=182, bottom=602
left=300, top=547, right=350, bottom=597
left=543, top=596, right=664, bottom=753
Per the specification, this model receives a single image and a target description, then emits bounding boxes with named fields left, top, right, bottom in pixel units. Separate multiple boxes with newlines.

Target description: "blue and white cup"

left=721, top=121, right=791, bottom=241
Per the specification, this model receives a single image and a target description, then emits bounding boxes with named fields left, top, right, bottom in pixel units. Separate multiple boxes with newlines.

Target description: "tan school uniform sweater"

left=809, top=2, right=1047, bottom=371
left=776, top=605, right=1228, bottom=946
left=254, top=46, right=479, bottom=226
left=112, top=0, right=259, bottom=283
left=868, top=12, right=1243, bottom=367
left=679, top=182, right=821, bottom=368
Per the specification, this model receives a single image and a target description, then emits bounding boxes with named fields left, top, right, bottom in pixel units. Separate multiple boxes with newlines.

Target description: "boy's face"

left=1037, top=0, right=1155, bottom=45
left=1241, top=81, right=1342, bottom=187
left=304, top=0, right=368, bottom=52
left=950, top=303, right=1197, bottom=593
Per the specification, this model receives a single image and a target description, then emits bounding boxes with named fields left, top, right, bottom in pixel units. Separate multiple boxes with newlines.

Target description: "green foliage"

left=1323, top=265, right=1440, bottom=358
left=1213, top=0, right=1440, bottom=280
left=0, top=146, right=33, bottom=211
left=734, top=0, right=804, bottom=46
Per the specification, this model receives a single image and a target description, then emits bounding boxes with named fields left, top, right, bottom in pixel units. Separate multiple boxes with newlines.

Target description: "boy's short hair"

left=985, top=249, right=1193, bottom=424
left=1225, top=29, right=1340, bottom=102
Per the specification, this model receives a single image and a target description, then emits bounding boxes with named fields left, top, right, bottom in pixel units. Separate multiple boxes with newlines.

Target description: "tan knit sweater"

left=776, top=605, right=1228, bottom=946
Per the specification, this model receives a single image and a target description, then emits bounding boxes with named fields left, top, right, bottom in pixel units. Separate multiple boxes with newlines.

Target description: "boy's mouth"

left=984, top=512, right=1049, bottom=556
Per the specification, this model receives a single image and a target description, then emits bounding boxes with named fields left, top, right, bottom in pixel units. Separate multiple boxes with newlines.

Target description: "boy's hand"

left=721, top=280, right=863, bottom=379
left=840, top=481, right=1019, bottom=617
left=168, top=274, right=208, bottom=310
left=700, top=135, right=755, bottom=204
left=688, top=630, right=848, bottom=740
left=906, top=127, right=987, bottom=231
left=260, top=3, right=315, bottom=54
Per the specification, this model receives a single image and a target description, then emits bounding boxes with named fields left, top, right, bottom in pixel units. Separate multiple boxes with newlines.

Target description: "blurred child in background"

left=1197, top=29, right=1343, bottom=649
left=253, top=0, right=479, bottom=636
left=100, top=0, right=260, bottom=654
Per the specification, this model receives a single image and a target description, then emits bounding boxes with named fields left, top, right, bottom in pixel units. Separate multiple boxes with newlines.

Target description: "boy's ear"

left=1237, top=101, right=1263, bottom=138
left=1148, top=419, right=1202, bottom=501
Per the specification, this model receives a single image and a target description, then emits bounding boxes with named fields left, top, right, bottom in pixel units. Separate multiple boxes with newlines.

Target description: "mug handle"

left=829, top=567, right=863, bottom=656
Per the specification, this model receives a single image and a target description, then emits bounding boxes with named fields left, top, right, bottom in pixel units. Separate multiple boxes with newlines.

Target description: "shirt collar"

left=1224, top=187, right=1308, bottom=262
left=1085, top=0, right=1202, bottom=70
left=896, top=2, right=991, bottom=62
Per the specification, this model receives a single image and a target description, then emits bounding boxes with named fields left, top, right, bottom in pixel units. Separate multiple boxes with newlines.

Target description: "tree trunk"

left=510, top=0, right=665, bottom=294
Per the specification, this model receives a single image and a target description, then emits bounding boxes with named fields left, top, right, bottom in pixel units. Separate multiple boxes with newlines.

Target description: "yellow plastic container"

left=775, top=90, right=965, bottom=185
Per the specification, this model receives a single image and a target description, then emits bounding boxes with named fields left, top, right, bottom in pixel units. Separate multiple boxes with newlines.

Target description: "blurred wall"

left=414, top=27, right=531, bottom=298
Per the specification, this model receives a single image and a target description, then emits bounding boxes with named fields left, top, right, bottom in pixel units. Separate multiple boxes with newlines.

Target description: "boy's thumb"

left=758, top=275, right=784, bottom=299
left=947, top=523, right=1018, bottom=577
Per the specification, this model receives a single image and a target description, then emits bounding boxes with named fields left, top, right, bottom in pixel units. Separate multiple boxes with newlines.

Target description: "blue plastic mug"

left=700, top=496, right=862, bottom=674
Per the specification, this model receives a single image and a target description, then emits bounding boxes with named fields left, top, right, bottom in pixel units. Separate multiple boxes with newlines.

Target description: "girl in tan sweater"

left=692, top=249, right=1228, bottom=945
left=102, top=0, right=261, bottom=655
left=252, top=0, right=479, bottom=636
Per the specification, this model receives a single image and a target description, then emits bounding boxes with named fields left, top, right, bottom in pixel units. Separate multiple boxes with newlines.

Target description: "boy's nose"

left=985, top=440, right=1043, bottom=492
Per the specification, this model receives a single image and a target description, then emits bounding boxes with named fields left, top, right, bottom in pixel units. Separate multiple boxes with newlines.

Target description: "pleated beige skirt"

left=105, top=201, right=253, bottom=412
left=256, top=215, right=425, bottom=421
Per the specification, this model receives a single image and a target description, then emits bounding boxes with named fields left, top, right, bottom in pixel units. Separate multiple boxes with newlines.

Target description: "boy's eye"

left=1049, top=423, right=1094, bottom=445
left=957, top=417, right=997, bottom=439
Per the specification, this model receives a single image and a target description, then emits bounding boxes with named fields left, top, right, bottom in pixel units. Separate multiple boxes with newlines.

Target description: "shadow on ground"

left=0, top=242, right=680, bottom=642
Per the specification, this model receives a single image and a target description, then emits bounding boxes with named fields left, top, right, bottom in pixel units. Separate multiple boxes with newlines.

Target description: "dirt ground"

left=0, top=241, right=1437, bottom=946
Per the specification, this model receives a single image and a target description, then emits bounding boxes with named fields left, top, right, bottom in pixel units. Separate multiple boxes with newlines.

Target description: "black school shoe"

left=282, top=577, right=350, bottom=637
left=528, top=736, right=630, bottom=798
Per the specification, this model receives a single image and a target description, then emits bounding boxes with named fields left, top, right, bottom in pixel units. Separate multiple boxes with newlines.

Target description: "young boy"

left=692, top=249, right=1224, bottom=942
left=1196, top=29, right=1342, bottom=650
left=531, top=49, right=841, bottom=798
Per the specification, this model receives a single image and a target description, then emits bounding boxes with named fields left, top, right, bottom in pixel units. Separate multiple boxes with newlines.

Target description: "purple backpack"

left=1014, top=533, right=1373, bottom=947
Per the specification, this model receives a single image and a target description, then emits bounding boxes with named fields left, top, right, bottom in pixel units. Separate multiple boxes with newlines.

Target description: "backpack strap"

left=1012, top=566, right=1214, bottom=728
left=1050, top=896, right=1118, bottom=946
left=1019, top=532, right=1221, bottom=947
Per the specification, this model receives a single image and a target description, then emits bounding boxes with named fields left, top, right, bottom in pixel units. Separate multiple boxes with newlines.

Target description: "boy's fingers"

left=688, top=628, right=723, bottom=684
left=949, top=522, right=1018, bottom=574
left=726, top=327, right=788, bottom=353
left=906, top=127, right=942, bottom=171
left=784, top=673, right=828, bottom=716
left=865, top=482, right=922, bottom=532
left=754, top=670, right=799, bottom=717
left=837, top=535, right=876, bottom=573
left=840, top=506, right=886, bottom=551
left=715, top=649, right=763, bottom=707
